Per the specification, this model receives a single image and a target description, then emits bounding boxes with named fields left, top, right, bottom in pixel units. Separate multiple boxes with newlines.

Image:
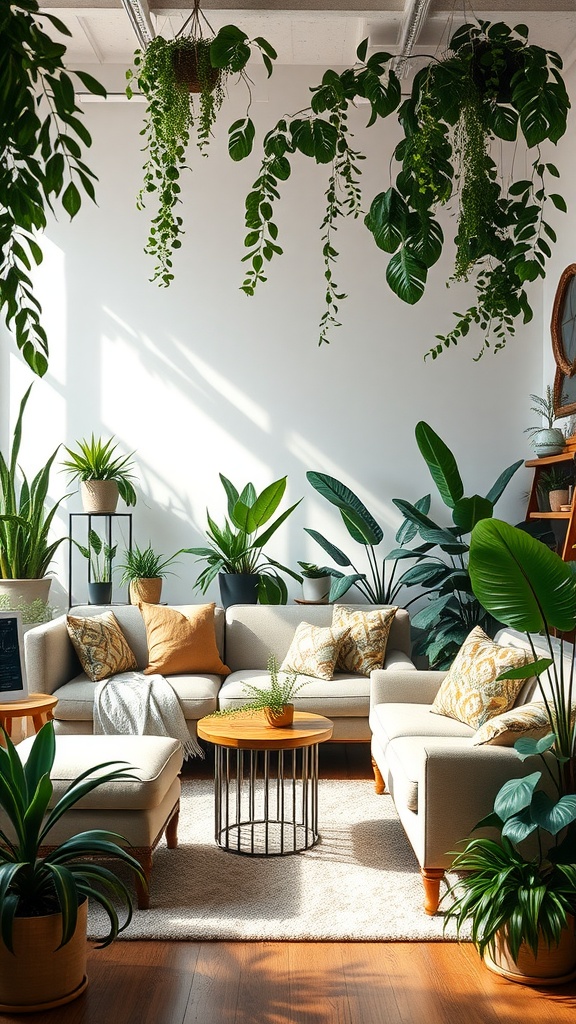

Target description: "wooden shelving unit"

left=525, top=449, right=576, bottom=561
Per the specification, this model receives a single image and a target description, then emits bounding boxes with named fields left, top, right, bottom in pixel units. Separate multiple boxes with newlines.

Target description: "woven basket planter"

left=129, top=578, right=163, bottom=605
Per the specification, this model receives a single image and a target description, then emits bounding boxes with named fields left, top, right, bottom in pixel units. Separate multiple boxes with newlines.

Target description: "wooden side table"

left=197, top=711, right=333, bottom=856
left=0, top=693, right=58, bottom=744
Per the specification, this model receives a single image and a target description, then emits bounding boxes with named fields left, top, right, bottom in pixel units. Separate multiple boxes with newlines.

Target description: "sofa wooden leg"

left=421, top=868, right=444, bottom=915
left=165, top=801, right=180, bottom=849
left=371, top=757, right=386, bottom=795
left=134, top=851, right=153, bottom=910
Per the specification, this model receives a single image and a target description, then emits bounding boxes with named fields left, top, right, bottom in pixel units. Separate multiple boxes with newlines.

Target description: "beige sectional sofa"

left=369, top=627, right=571, bottom=916
left=24, top=602, right=413, bottom=744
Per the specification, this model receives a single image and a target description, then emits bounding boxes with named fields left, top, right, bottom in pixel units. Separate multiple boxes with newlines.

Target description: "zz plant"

left=0, top=0, right=106, bottom=376
left=238, top=20, right=569, bottom=357
left=128, top=1, right=276, bottom=286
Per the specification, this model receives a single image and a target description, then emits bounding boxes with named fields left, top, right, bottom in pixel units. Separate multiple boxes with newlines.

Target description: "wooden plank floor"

left=4, top=745, right=575, bottom=1024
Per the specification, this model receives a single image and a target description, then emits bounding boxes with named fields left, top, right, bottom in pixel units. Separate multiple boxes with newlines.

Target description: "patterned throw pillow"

left=66, top=611, right=138, bottom=682
left=139, top=602, right=230, bottom=676
left=431, top=625, right=530, bottom=729
left=332, top=605, right=398, bottom=675
left=280, top=622, right=349, bottom=681
left=474, top=701, right=576, bottom=746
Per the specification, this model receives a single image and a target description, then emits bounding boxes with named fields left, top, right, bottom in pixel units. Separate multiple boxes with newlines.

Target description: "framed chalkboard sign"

left=0, top=612, right=28, bottom=702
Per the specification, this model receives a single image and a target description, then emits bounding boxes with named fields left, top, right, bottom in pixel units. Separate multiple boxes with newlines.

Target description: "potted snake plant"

left=62, top=435, right=138, bottom=512
left=0, top=721, right=146, bottom=1012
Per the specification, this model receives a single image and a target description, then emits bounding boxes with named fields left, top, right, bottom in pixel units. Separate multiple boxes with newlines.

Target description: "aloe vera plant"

left=0, top=387, right=67, bottom=579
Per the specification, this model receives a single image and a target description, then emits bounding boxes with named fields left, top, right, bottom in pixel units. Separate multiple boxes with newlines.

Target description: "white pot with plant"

left=525, top=387, right=567, bottom=458
left=62, top=436, right=138, bottom=512
left=0, top=721, right=146, bottom=1012
left=297, top=562, right=333, bottom=603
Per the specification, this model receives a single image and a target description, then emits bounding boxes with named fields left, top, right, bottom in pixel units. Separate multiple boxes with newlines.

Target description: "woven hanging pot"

left=80, top=480, right=119, bottom=513
left=172, top=43, right=220, bottom=94
left=129, top=578, right=163, bottom=605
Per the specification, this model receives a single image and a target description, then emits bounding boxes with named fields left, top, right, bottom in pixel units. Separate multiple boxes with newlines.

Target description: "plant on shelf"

left=525, top=386, right=567, bottom=456
left=536, top=464, right=574, bottom=512
left=127, top=0, right=277, bottom=286
left=62, top=435, right=138, bottom=511
left=117, top=541, right=189, bottom=604
left=237, top=20, right=568, bottom=357
left=297, top=561, right=333, bottom=603
left=442, top=518, right=576, bottom=982
left=388, top=421, right=522, bottom=668
left=187, top=473, right=302, bottom=606
left=0, top=720, right=146, bottom=1010
left=0, top=386, right=68, bottom=588
left=208, top=655, right=305, bottom=727
left=77, top=529, right=116, bottom=583
left=0, top=0, right=106, bottom=377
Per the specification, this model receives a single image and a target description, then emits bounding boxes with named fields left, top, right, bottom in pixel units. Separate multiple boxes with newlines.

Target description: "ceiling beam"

left=395, top=0, right=432, bottom=77
left=120, top=0, right=155, bottom=48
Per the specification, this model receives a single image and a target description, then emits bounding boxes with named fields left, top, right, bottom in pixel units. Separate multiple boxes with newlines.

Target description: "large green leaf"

left=494, top=772, right=541, bottom=820
left=415, top=421, right=464, bottom=509
left=485, top=459, right=523, bottom=505
left=364, top=188, right=408, bottom=253
left=306, top=472, right=382, bottom=545
left=530, top=791, right=576, bottom=836
left=291, top=118, right=338, bottom=164
left=249, top=477, right=287, bottom=530
left=385, top=246, right=427, bottom=304
left=304, top=528, right=351, bottom=567
left=452, top=495, right=494, bottom=533
left=469, top=519, right=576, bottom=633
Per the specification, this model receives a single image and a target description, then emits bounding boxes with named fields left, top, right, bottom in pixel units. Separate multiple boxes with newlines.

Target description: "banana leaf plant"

left=305, top=470, right=423, bottom=605
left=187, top=474, right=302, bottom=604
left=237, top=20, right=568, bottom=357
left=387, top=421, right=522, bottom=667
left=443, top=519, right=576, bottom=962
left=0, top=720, right=146, bottom=950
left=0, top=386, right=68, bottom=580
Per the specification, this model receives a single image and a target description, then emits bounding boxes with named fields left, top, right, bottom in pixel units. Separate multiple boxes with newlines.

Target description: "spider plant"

left=61, top=436, right=137, bottom=507
left=117, top=542, right=187, bottom=583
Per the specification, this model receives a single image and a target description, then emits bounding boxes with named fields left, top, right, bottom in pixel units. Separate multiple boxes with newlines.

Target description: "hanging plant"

left=127, top=0, right=277, bottom=286
left=238, top=21, right=569, bottom=359
left=0, top=0, right=106, bottom=376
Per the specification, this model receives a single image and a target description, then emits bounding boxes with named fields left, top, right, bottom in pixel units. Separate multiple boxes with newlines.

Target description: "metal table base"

left=214, top=744, right=320, bottom=856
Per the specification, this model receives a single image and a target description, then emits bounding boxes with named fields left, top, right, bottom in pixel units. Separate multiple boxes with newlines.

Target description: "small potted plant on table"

left=210, top=656, right=305, bottom=727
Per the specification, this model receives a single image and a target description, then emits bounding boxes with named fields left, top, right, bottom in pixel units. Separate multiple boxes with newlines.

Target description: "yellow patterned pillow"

left=332, top=605, right=398, bottom=675
left=280, top=622, right=349, bottom=681
left=474, top=702, right=576, bottom=746
left=66, top=611, right=138, bottom=682
left=431, top=626, right=530, bottom=729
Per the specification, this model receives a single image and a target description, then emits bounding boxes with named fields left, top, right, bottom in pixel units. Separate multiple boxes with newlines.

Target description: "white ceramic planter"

left=532, top=428, right=565, bottom=458
left=302, top=576, right=332, bottom=603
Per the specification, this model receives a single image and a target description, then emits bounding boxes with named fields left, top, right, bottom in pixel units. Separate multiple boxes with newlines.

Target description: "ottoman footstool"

left=14, top=734, right=183, bottom=910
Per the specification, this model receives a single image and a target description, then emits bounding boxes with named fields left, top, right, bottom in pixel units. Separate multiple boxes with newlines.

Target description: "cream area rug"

left=87, top=779, right=470, bottom=942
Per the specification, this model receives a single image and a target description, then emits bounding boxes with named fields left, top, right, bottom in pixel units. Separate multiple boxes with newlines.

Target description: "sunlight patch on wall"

left=176, top=345, right=271, bottom=434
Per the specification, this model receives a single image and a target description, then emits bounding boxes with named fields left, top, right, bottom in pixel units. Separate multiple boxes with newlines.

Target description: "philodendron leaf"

left=494, top=771, right=541, bottom=820
left=514, top=732, right=556, bottom=760
left=228, top=118, right=255, bottom=161
left=290, top=118, right=338, bottom=164
left=211, top=25, right=250, bottom=70
left=385, top=246, right=427, bottom=304
left=415, top=421, right=464, bottom=509
left=530, top=791, right=576, bottom=835
left=364, top=188, right=408, bottom=254
left=501, top=809, right=538, bottom=844
left=452, top=495, right=494, bottom=533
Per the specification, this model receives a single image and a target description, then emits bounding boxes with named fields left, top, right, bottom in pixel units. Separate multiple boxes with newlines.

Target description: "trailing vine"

left=128, top=4, right=277, bottom=287
left=237, top=21, right=569, bottom=357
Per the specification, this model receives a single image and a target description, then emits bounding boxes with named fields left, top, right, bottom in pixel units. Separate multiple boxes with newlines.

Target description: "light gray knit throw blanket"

left=93, top=671, right=203, bottom=759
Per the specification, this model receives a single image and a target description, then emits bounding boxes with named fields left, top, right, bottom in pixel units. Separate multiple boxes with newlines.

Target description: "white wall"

left=1, top=62, right=563, bottom=609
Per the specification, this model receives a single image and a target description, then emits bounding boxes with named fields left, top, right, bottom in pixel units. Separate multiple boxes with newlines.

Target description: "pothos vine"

left=238, top=21, right=570, bottom=359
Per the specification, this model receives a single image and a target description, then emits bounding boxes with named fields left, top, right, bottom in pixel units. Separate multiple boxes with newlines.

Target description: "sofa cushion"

left=333, top=605, right=397, bottom=675
left=473, top=701, right=576, bottom=746
left=66, top=610, right=138, bottom=682
left=370, top=702, right=474, bottom=753
left=431, top=625, right=530, bottom=729
left=140, top=602, right=230, bottom=676
left=280, top=621, right=348, bottom=680
left=53, top=672, right=222, bottom=722
left=218, top=670, right=370, bottom=718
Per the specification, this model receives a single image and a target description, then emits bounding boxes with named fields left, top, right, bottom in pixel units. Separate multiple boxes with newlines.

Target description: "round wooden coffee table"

left=197, top=711, right=333, bottom=856
left=0, top=693, right=58, bottom=744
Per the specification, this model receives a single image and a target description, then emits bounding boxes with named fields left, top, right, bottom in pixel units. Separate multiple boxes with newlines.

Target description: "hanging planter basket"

left=172, top=40, right=220, bottom=94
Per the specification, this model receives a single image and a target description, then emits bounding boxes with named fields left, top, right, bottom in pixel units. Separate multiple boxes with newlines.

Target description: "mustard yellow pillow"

left=66, top=611, right=138, bottom=682
left=431, top=625, right=530, bottom=729
left=280, top=621, right=348, bottom=681
left=140, top=602, right=229, bottom=676
left=333, top=605, right=398, bottom=675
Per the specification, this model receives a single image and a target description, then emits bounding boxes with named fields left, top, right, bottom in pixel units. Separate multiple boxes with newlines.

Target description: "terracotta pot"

left=129, top=578, right=162, bottom=605
left=485, top=920, right=576, bottom=986
left=549, top=489, right=569, bottom=512
left=0, top=899, right=88, bottom=1012
left=265, top=704, right=294, bottom=728
left=80, top=480, right=119, bottom=513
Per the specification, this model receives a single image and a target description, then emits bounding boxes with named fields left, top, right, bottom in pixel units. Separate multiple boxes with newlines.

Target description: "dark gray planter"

left=88, top=581, right=113, bottom=605
left=218, top=573, right=259, bottom=609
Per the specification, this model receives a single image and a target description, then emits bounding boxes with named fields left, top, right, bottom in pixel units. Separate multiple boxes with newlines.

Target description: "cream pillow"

left=139, top=602, right=229, bottom=676
left=280, top=621, right=348, bottom=681
left=333, top=605, right=397, bottom=675
left=474, top=701, right=576, bottom=746
left=431, top=625, right=530, bottom=729
left=66, top=611, right=138, bottom=682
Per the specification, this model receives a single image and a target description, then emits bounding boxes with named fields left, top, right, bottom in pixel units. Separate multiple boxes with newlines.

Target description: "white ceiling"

left=39, top=2, right=576, bottom=69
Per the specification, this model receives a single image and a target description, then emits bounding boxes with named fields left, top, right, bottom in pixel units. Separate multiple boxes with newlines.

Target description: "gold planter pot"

left=265, top=704, right=294, bottom=728
left=129, top=578, right=163, bottom=605
left=0, top=899, right=88, bottom=1012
